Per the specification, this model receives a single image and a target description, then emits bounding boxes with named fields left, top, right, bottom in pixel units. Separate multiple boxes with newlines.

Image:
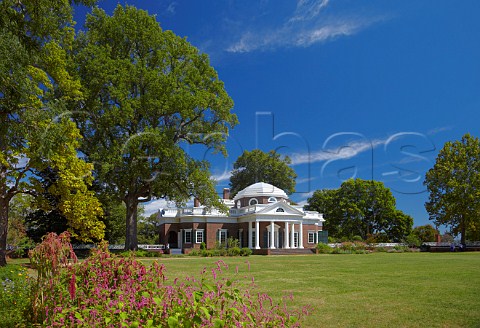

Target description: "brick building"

left=157, top=182, right=325, bottom=253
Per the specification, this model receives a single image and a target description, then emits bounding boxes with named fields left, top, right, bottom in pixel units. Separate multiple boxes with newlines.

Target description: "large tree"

left=73, top=6, right=237, bottom=250
left=229, top=149, right=297, bottom=196
left=424, top=133, right=480, bottom=244
left=411, top=224, right=439, bottom=243
left=307, top=179, right=413, bottom=241
left=0, top=0, right=104, bottom=266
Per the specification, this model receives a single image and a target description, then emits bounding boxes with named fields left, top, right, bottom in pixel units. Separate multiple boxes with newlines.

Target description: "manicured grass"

left=142, top=253, right=480, bottom=328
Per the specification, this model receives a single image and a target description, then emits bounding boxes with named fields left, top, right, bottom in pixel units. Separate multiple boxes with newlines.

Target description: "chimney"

left=194, top=198, right=200, bottom=207
left=223, top=188, right=230, bottom=200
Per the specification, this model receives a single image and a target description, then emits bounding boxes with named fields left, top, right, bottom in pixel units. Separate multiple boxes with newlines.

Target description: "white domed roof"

left=233, top=182, right=288, bottom=201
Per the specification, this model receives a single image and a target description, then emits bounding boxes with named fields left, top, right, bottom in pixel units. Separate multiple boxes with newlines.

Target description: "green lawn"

left=142, top=253, right=480, bottom=328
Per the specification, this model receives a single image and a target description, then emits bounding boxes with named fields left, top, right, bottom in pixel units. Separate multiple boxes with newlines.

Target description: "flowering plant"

left=29, top=234, right=309, bottom=327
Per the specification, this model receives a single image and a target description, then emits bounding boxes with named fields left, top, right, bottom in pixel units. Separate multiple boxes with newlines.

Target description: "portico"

left=247, top=220, right=305, bottom=249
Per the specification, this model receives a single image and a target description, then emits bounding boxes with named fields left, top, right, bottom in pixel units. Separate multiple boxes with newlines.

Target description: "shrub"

left=352, top=235, right=363, bottom=242
left=404, top=234, right=421, bottom=248
left=227, top=237, right=240, bottom=249
left=331, top=242, right=369, bottom=254
left=316, top=243, right=333, bottom=254
left=29, top=238, right=308, bottom=327
left=28, top=231, right=78, bottom=323
left=240, top=247, right=253, bottom=256
left=227, top=246, right=241, bottom=256
left=118, top=249, right=162, bottom=258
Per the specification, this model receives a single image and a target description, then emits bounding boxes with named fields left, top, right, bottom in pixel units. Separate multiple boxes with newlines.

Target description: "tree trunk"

left=125, top=197, right=138, bottom=251
left=0, top=197, right=10, bottom=266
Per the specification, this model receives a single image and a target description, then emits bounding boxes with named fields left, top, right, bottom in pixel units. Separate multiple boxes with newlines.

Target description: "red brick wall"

left=160, top=221, right=321, bottom=250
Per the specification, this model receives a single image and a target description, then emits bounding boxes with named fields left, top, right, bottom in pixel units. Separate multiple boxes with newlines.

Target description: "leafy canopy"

left=229, top=149, right=297, bottom=196
left=424, top=133, right=480, bottom=243
left=0, top=0, right=104, bottom=266
left=307, top=179, right=413, bottom=242
left=73, top=5, right=237, bottom=250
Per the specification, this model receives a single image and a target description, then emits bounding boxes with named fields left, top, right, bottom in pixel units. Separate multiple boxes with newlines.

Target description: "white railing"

left=138, top=244, right=165, bottom=250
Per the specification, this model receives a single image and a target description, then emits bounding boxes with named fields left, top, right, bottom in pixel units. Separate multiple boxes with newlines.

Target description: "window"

left=251, top=229, right=256, bottom=247
left=308, top=231, right=316, bottom=244
left=293, top=232, right=299, bottom=248
left=268, top=197, right=277, bottom=203
left=184, top=229, right=192, bottom=244
left=195, top=230, right=204, bottom=244
left=217, top=229, right=228, bottom=246
left=276, top=208, right=285, bottom=213
left=249, top=198, right=258, bottom=206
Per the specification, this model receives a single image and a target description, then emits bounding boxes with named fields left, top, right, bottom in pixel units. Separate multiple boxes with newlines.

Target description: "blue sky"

left=75, top=1, right=480, bottom=228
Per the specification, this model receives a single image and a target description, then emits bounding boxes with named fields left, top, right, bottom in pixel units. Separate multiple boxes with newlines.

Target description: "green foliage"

left=307, top=179, right=413, bottom=242
left=27, top=237, right=305, bottom=327
left=28, top=232, right=78, bottom=323
left=404, top=234, right=422, bottom=247
left=137, top=213, right=159, bottom=245
left=424, top=133, right=480, bottom=244
left=316, top=243, right=333, bottom=254
left=118, top=249, right=161, bottom=258
left=352, top=235, right=363, bottom=242
left=189, top=246, right=252, bottom=257
left=7, top=194, right=35, bottom=254
left=73, top=5, right=236, bottom=250
left=333, top=241, right=369, bottom=254
left=412, top=224, right=438, bottom=242
left=230, top=149, right=297, bottom=196
left=0, top=264, right=30, bottom=327
left=0, top=0, right=102, bottom=266
left=96, top=193, right=126, bottom=244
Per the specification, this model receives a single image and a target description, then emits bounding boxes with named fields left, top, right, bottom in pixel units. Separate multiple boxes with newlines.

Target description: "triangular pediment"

left=255, top=202, right=304, bottom=216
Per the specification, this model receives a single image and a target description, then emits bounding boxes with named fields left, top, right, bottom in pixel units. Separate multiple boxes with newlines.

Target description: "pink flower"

left=69, top=273, right=76, bottom=300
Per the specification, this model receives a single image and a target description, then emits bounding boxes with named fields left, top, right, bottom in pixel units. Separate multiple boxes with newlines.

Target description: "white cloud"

left=141, top=199, right=169, bottom=217
left=212, top=171, right=232, bottom=183
left=289, top=0, right=330, bottom=24
left=427, top=126, right=453, bottom=136
left=166, top=2, right=177, bottom=15
left=290, top=138, right=386, bottom=165
left=226, top=0, right=384, bottom=53
left=295, top=191, right=315, bottom=206
left=296, top=176, right=317, bottom=184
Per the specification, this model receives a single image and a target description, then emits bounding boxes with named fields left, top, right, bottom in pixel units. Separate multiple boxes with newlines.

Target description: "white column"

left=248, top=221, right=253, bottom=249
left=299, top=221, right=304, bottom=249
left=284, top=222, right=290, bottom=249
left=270, top=221, right=275, bottom=249
left=178, top=229, right=183, bottom=249
left=255, top=221, right=260, bottom=249
left=290, top=223, right=295, bottom=248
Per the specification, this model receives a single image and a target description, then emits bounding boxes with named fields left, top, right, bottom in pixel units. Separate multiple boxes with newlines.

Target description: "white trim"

left=195, top=229, right=204, bottom=244
left=217, top=229, right=228, bottom=246
left=270, top=221, right=276, bottom=249
left=255, top=221, right=260, bottom=249
left=249, top=198, right=258, bottom=206
left=284, top=222, right=290, bottom=249
left=248, top=222, right=253, bottom=249
left=299, top=222, right=304, bottom=248
left=184, top=229, right=193, bottom=244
